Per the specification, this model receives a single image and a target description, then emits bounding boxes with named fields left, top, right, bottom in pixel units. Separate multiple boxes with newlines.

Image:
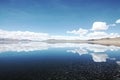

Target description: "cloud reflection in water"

left=0, top=42, right=49, bottom=52
left=66, top=44, right=120, bottom=63
left=91, top=53, right=109, bottom=62
left=0, top=42, right=120, bottom=64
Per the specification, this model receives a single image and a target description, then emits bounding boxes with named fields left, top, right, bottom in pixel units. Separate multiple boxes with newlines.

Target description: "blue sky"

left=0, top=0, right=120, bottom=38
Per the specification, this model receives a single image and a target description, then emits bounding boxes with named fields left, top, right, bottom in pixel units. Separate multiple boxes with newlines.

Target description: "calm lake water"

left=0, top=42, right=120, bottom=80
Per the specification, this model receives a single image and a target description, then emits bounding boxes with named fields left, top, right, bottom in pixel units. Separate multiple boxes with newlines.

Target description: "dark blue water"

left=0, top=42, right=120, bottom=80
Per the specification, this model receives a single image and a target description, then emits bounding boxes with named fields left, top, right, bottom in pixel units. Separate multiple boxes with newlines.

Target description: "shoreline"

left=44, top=38, right=120, bottom=47
left=88, top=40, right=120, bottom=47
left=1, top=37, right=120, bottom=47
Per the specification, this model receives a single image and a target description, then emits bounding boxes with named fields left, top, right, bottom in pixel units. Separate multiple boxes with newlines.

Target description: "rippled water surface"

left=0, top=42, right=120, bottom=80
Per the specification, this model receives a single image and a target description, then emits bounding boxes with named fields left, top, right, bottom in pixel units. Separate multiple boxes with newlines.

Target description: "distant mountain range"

left=43, top=39, right=87, bottom=43
left=0, top=37, right=120, bottom=46
left=43, top=37, right=120, bottom=46
left=0, top=38, right=32, bottom=44
left=87, top=37, right=120, bottom=46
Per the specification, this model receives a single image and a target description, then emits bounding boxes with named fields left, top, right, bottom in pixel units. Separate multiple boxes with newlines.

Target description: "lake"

left=0, top=42, right=120, bottom=80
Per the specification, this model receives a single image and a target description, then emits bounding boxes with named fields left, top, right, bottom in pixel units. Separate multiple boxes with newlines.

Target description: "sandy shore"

left=44, top=37, right=120, bottom=47
left=88, top=37, right=120, bottom=47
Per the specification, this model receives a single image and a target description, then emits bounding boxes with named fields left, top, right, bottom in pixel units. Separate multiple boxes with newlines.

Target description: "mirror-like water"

left=0, top=42, right=120, bottom=80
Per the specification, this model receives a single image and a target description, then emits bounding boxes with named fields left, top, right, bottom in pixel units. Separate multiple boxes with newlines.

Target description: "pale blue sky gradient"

left=0, top=0, right=120, bottom=35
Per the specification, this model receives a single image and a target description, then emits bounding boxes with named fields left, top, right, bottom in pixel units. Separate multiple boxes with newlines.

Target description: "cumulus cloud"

left=0, top=29, right=49, bottom=41
left=88, top=20, right=120, bottom=39
left=86, top=31, right=119, bottom=39
left=109, top=33, right=120, bottom=38
left=0, top=29, right=84, bottom=40
left=116, top=19, right=120, bottom=23
left=0, top=18, right=120, bottom=42
left=49, top=35, right=81, bottom=40
left=67, top=28, right=88, bottom=36
left=91, top=22, right=109, bottom=31
left=66, top=20, right=119, bottom=40
left=86, top=31, right=108, bottom=39
left=91, top=53, right=109, bottom=62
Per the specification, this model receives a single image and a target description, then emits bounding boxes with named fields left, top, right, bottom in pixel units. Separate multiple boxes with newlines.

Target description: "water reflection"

left=67, top=48, right=88, bottom=56
left=0, top=42, right=120, bottom=57
left=91, top=53, right=109, bottom=62
left=116, top=61, right=120, bottom=66
left=1, top=42, right=120, bottom=53
left=0, top=42, right=120, bottom=80
left=0, top=42, right=49, bottom=52
left=1, top=42, right=120, bottom=63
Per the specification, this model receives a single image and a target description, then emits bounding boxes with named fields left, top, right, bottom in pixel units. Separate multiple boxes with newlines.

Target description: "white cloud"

left=91, top=53, right=109, bottom=62
left=116, top=19, right=120, bottom=23
left=0, top=22, right=119, bottom=41
left=0, top=29, right=84, bottom=40
left=49, top=35, right=81, bottom=40
left=109, top=33, right=120, bottom=38
left=0, top=29, right=87, bottom=40
left=91, top=22, right=109, bottom=31
left=0, top=29, right=49, bottom=41
left=67, top=28, right=88, bottom=35
left=86, top=31, right=120, bottom=39
left=86, top=31, right=108, bottom=39
left=88, top=21, right=119, bottom=39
